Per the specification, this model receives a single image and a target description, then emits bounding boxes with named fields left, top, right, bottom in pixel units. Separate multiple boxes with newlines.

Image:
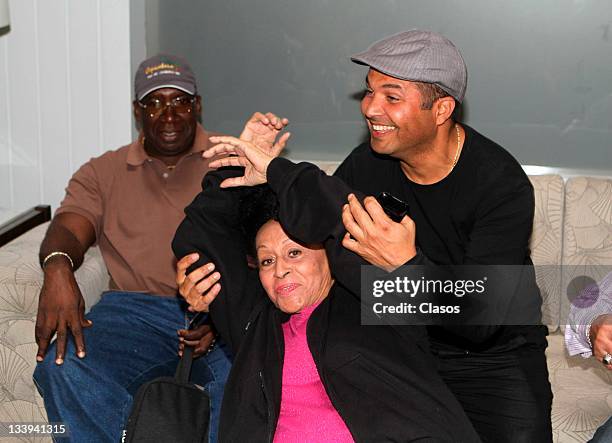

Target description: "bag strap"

left=175, top=345, right=194, bottom=384
left=176, top=312, right=212, bottom=383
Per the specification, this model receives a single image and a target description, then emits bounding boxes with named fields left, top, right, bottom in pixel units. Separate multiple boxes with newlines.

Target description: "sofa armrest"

left=0, top=221, right=109, bottom=317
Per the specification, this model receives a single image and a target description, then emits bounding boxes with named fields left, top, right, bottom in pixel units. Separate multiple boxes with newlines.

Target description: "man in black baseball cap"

left=33, top=53, right=287, bottom=442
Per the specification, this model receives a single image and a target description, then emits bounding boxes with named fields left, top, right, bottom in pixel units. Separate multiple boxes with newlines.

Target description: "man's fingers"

left=78, top=300, right=93, bottom=329
left=195, top=283, right=221, bottom=310
left=36, top=327, right=52, bottom=362
left=176, top=253, right=199, bottom=286
left=400, top=214, right=415, bottom=228
left=347, top=194, right=374, bottom=231
left=183, top=263, right=215, bottom=287
left=195, top=272, right=221, bottom=296
left=342, top=203, right=364, bottom=240
left=191, top=283, right=221, bottom=312
left=70, top=321, right=86, bottom=359
left=363, top=196, right=390, bottom=223
left=180, top=324, right=212, bottom=339
left=180, top=264, right=215, bottom=304
left=342, top=232, right=361, bottom=254
left=55, top=326, right=67, bottom=365
left=189, top=283, right=221, bottom=312
left=180, top=264, right=212, bottom=300
left=177, top=253, right=199, bottom=273
left=194, top=340, right=213, bottom=357
left=179, top=277, right=196, bottom=301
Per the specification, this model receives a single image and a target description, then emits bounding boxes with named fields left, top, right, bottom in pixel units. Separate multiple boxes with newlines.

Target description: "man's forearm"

left=39, top=214, right=95, bottom=272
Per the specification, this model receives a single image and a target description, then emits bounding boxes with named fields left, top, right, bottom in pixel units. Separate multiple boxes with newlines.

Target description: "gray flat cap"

left=351, top=30, right=467, bottom=103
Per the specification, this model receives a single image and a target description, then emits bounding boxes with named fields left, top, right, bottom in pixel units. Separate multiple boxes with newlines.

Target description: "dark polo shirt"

left=56, top=124, right=217, bottom=296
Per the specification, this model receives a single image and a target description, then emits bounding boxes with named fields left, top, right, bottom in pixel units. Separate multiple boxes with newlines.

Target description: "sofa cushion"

left=546, top=331, right=612, bottom=442
left=561, top=177, right=612, bottom=332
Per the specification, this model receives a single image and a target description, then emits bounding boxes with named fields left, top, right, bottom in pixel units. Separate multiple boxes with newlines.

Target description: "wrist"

left=41, top=252, right=74, bottom=276
left=390, top=246, right=417, bottom=267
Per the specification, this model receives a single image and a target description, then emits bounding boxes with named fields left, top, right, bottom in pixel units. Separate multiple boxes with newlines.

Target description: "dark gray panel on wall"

left=146, top=0, right=612, bottom=168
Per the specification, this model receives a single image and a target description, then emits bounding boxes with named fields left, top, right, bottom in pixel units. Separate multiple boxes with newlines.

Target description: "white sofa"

left=0, top=163, right=610, bottom=443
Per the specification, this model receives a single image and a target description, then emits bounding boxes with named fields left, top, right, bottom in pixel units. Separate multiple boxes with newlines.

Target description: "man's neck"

left=399, top=122, right=463, bottom=185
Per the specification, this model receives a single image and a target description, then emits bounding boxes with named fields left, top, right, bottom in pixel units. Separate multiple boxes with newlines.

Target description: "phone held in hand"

left=376, top=192, right=410, bottom=223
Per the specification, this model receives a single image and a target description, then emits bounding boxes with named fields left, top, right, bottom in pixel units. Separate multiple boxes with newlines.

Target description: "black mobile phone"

left=376, top=192, right=410, bottom=222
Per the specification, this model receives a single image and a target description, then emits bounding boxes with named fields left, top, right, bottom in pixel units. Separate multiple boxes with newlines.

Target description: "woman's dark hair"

left=238, top=185, right=279, bottom=257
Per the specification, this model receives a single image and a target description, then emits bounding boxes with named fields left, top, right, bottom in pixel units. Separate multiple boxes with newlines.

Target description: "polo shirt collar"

left=127, top=123, right=211, bottom=166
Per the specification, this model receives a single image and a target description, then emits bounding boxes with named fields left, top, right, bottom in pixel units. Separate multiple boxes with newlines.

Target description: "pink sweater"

left=273, top=304, right=354, bottom=443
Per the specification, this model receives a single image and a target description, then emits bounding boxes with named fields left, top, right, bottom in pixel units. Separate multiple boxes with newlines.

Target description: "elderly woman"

left=172, top=134, right=480, bottom=442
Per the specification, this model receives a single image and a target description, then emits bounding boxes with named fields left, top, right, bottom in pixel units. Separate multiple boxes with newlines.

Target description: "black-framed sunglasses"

left=138, top=95, right=196, bottom=115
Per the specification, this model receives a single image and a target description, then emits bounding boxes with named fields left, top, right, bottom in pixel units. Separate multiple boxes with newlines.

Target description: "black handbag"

left=123, top=325, right=211, bottom=442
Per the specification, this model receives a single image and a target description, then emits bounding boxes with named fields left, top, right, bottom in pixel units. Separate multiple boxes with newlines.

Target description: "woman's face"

left=255, top=220, right=334, bottom=314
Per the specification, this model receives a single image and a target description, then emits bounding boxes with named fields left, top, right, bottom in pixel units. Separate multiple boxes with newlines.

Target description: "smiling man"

left=332, top=30, right=553, bottom=442
left=32, top=55, right=233, bottom=442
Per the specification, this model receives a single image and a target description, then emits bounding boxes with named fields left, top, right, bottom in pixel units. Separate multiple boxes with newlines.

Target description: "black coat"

left=173, top=161, right=480, bottom=442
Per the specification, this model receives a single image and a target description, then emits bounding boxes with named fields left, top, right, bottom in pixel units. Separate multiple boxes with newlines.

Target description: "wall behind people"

left=146, top=0, right=612, bottom=170
left=0, top=0, right=135, bottom=217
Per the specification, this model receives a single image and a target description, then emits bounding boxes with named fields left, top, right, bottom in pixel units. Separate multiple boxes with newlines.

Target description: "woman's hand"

left=239, top=112, right=289, bottom=152
left=176, top=253, right=221, bottom=312
left=204, top=132, right=291, bottom=188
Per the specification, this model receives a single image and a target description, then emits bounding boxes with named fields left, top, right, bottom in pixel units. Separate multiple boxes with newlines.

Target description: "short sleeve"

left=55, top=160, right=104, bottom=242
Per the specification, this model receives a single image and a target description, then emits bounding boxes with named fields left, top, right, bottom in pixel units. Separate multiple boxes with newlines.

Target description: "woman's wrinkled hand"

left=204, top=132, right=291, bottom=188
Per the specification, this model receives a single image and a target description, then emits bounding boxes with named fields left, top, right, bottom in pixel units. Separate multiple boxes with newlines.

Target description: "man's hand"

left=239, top=112, right=289, bottom=152
left=176, top=253, right=221, bottom=312
left=590, top=314, right=612, bottom=370
left=341, top=193, right=417, bottom=271
left=204, top=133, right=291, bottom=188
left=177, top=323, right=216, bottom=358
left=35, top=260, right=92, bottom=364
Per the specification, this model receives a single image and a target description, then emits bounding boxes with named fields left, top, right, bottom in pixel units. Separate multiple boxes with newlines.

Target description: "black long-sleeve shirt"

left=333, top=124, right=546, bottom=352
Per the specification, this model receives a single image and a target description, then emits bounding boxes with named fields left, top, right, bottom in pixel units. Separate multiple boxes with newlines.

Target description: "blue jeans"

left=33, top=291, right=232, bottom=443
left=591, top=416, right=612, bottom=442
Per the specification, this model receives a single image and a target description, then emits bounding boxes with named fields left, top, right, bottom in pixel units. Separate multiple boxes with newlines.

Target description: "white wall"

left=0, top=0, right=133, bottom=217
